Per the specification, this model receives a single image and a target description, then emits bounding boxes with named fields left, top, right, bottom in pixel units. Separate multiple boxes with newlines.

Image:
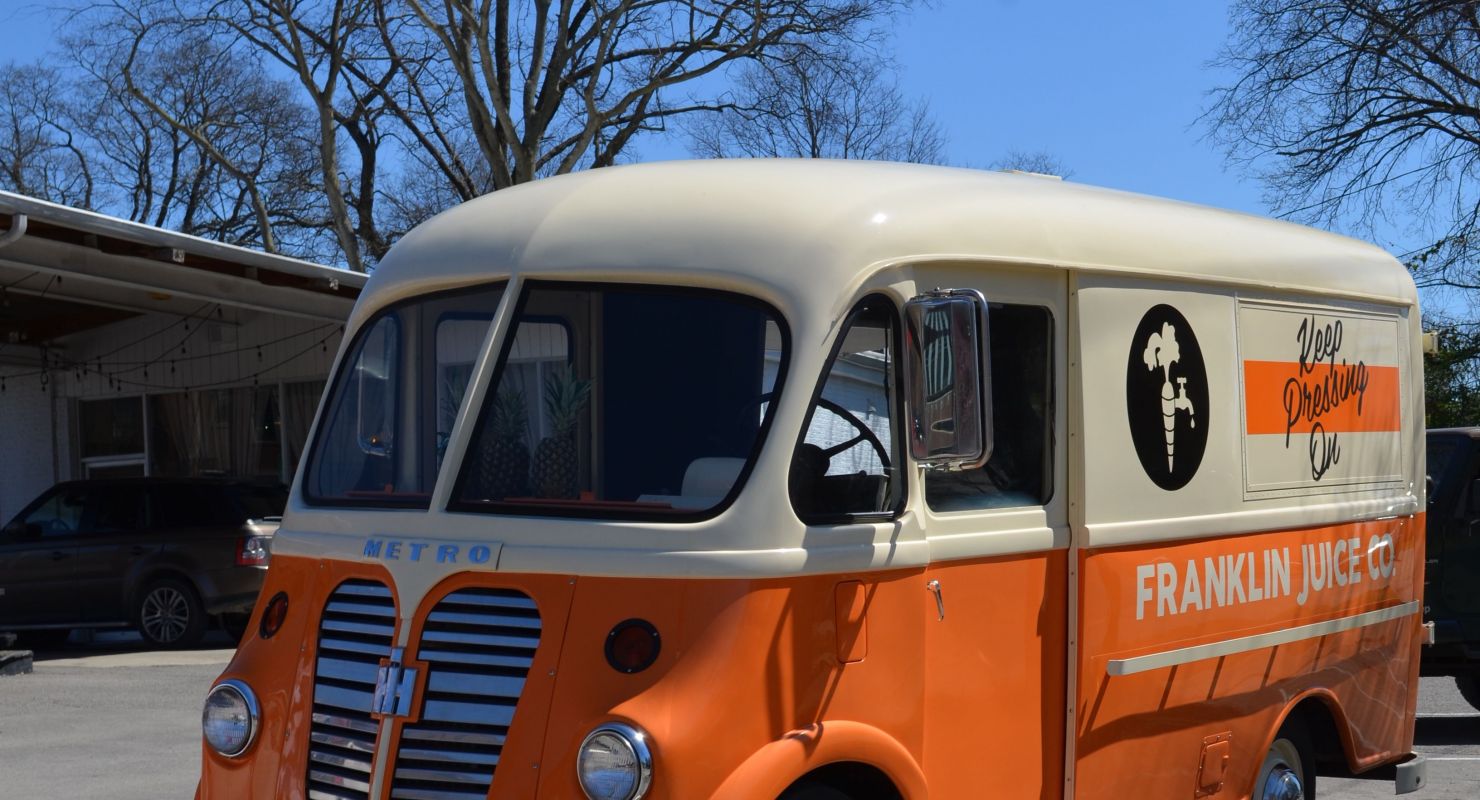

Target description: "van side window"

left=791, top=296, right=903, bottom=522
left=926, top=303, right=1053, bottom=511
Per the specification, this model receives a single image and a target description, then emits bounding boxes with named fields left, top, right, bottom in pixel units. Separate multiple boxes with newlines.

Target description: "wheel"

left=1254, top=726, right=1316, bottom=800
left=779, top=783, right=852, bottom=800
left=135, top=578, right=205, bottom=648
left=1456, top=673, right=1480, bottom=712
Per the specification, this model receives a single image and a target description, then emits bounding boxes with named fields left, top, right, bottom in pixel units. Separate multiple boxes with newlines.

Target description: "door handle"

left=129, top=546, right=148, bottom=556
left=50, top=551, right=68, bottom=561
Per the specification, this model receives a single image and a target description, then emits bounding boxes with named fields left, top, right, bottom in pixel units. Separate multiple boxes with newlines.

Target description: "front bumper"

left=1396, top=753, right=1427, bottom=795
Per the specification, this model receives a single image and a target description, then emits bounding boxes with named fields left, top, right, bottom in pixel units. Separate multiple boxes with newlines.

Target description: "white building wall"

left=0, top=385, right=59, bottom=523
left=0, top=308, right=346, bottom=499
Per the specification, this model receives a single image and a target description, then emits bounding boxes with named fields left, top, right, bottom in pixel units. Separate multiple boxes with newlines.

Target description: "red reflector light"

left=605, top=619, right=661, bottom=674
left=236, top=535, right=271, bottom=567
left=259, top=592, right=289, bottom=640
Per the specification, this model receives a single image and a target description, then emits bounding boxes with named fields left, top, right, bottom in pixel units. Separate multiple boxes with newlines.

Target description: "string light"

left=3, top=306, right=341, bottom=394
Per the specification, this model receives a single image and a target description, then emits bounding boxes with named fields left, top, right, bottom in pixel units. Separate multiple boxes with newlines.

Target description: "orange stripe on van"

left=1244, top=360, right=1400, bottom=435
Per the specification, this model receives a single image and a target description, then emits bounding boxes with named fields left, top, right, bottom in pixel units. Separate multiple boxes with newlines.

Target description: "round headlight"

left=576, top=722, right=653, bottom=800
left=202, top=680, right=259, bottom=757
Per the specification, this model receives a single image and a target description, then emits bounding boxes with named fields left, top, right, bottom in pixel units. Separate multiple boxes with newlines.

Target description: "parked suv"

left=1424, top=427, right=1480, bottom=707
left=0, top=477, right=283, bottom=648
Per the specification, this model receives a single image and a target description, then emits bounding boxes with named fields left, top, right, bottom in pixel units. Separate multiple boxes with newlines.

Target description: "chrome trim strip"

left=325, top=600, right=399, bottom=617
left=424, top=609, right=542, bottom=629
left=393, top=767, right=491, bottom=784
left=309, top=769, right=371, bottom=793
left=316, top=657, right=382, bottom=685
left=387, top=787, right=489, bottom=800
left=311, top=731, right=378, bottom=754
left=412, top=649, right=537, bottom=669
left=312, top=712, right=381, bottom=736
left=398, top=727, right=506, bottom=747
left=320, top=637, right=396, bottom=658
left=419, top=699, right=517, bottom=727
left=425, top=671, right=525, bottom=698
left=1106, top=601, right=1420, bottom=677
left=432, top=592, right=538, bottom=610
left=418, top=629, right=540, bottom=649
left=310, top=750, right=374, bottom=773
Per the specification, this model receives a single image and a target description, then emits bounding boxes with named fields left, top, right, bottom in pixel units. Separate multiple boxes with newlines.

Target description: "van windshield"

left=452, top=283, right=787, bottom=519
left=305, top=283, right=507, bottom=506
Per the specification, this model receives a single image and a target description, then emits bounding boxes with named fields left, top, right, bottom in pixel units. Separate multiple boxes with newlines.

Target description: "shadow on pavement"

left=1415, top=715, right=1480, bottom=747
left=21, top=628, right=238, bottom=662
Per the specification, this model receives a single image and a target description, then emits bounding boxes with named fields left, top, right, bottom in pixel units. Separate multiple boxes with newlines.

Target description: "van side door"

left=913, top=266, right=1069, bottom=799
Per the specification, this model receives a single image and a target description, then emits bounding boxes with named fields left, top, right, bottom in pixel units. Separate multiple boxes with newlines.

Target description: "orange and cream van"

left=196, top=160, right=1429, bottom=800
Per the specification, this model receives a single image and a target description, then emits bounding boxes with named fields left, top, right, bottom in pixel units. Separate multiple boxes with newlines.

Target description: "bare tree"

left=28, top=0, right=919, bottom=270
left=1205, top=1, right=1480, bottom=293
left=197, top=0, right=401, bottom=269
left=0, top=63, right=94, bottom=208
left=991, top=150, right=1071, bottom=179
left=687, top=46, right=944, bottom=162
left=383, top=0, right=913, bottom=185
left=42, top=1, right=336, bottom=259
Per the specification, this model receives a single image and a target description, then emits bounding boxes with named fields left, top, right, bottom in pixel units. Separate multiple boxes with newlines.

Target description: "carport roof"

left=0, top=191, right=365, bottom=332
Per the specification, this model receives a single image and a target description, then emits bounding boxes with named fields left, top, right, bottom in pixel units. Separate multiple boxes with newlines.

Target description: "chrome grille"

left=307, top=580, right=397, bottom=800
left=389, top=588, right=542, bottom=800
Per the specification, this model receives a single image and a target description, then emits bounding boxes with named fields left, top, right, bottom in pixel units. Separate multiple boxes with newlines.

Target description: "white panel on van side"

left=1074, top=275, right=1416, bottom=548
left=1236, top=301, right=1405, bottom=496
left=1076, top=276, right=1243, bottom=533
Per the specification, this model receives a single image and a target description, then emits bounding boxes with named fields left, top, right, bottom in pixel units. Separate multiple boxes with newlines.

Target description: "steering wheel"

left=738, top=392, right=891, bottom=469
left=813, top=397, right=891, bottom=469
left=42, top=518, right=72, bottom=533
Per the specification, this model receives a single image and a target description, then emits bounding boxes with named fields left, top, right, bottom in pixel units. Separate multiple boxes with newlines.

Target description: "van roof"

left=363, top=159, right=1416, bottom=321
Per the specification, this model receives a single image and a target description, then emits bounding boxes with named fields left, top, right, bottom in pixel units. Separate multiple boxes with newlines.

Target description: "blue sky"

left=0, top=1, right=1350, bottom=242
left=890, top=1, right=1263, bottom=213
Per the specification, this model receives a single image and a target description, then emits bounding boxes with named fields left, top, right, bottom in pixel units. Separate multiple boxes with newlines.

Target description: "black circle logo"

left=1126, top=304, right=1209, bottom=491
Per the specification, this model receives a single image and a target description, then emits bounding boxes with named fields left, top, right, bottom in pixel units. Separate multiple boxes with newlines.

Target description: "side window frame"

left=790, top=293, right=907, bottom=525
left=924, top=301, right=1056, bottom=513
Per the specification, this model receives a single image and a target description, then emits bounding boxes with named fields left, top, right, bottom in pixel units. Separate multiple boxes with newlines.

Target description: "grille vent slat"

left=306, top=580, right=395, bottom=800
left=388, top=588, right=541, bottom=800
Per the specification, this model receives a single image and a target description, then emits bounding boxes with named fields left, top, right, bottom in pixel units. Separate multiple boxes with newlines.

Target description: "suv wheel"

left=136, top=579, right=205, bottom=648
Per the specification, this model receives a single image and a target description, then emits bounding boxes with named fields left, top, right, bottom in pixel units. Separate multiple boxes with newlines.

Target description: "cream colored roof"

left=362, top=159, right=1415, bottom=321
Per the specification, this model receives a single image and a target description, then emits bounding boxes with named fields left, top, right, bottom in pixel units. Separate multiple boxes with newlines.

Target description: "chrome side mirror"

left=903, top=289, right=992, bottom=471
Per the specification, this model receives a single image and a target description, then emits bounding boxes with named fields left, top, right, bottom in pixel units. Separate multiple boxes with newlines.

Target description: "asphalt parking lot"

left=1, top=632, right=1478, bottom=799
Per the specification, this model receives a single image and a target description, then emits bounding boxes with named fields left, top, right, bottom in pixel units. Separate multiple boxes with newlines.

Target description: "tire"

left=1456, top=673, right=1480, bottom=712
left=135, top=578, right=206, bottom=648
left=779, top=783, right=852, bottom=800
left=1254, top=724, right=1316, bottom=800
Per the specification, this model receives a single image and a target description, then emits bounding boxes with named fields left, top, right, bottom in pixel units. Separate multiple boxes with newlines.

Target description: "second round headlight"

left=576, top=723, right=652, bottom=800
left=202, top=680, right=259, bottom=757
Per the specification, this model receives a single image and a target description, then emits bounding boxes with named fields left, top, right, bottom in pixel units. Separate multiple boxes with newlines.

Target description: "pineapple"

left=475, top=387, right=531, bottom=500
left=531, top=366, right=592, bottom=499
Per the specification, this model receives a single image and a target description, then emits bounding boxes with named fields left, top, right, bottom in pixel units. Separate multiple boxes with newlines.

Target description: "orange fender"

left=710, top=720, right=928, bottom=800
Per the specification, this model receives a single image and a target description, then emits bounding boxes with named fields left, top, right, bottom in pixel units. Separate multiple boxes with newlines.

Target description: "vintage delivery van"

left=195, top=160, right=1428, bottom=800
